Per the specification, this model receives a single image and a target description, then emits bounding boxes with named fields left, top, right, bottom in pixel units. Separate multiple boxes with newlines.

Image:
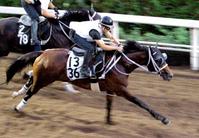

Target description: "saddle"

left=17, top=15, right=48, bottom=45
left=18, top=15, right=46, bottom=26
left=66, top=47, right=105, bottom=80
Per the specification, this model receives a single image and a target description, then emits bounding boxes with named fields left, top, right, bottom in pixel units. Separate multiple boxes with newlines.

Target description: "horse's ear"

left=90, top=2, right=94, bottom=10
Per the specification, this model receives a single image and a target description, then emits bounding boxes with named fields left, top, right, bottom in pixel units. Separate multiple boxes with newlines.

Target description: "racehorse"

left=0, top=9, right=101, bottom=92
left=0, top=9, right=101, bottom=57
left=6, top=40, right=173, bottom=125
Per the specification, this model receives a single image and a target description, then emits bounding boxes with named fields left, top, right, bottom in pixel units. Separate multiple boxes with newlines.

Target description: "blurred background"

left=0, top=0, right=199, bottom=66
left=0, top=1, right=199, bottom=138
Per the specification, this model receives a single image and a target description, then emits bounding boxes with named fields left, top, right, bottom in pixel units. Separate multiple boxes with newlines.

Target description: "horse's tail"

left=6, top=51, right=43, bottom=83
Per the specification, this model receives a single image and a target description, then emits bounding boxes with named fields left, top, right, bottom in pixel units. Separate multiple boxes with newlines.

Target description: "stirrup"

left=81, top=68, right=90, bottom=77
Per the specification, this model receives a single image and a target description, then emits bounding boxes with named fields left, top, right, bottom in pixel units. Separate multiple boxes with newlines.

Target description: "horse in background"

left=0, top=8, right=101, bottom=92
left=6, top=40, right=173, bottom=125
left=0, top=9, right=101, bottom=57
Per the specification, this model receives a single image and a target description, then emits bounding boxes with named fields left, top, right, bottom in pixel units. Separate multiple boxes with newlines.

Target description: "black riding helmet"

left=100, top=16, right=113, bottom=29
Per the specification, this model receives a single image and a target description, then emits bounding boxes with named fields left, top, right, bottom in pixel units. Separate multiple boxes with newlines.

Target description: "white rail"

left=0, top=6, right=199, bottom=70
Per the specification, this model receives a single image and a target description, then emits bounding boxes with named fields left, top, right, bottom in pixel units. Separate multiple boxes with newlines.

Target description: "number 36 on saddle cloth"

left=66, top=47, right=105, bottom=80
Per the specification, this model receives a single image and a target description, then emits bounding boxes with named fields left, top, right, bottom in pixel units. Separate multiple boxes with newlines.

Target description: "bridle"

left=117, top=47, right=168, bottom=75
left=100, top=47, right=168, bottom=77
left=146, top=47, right=168, bottom=72
left=88, top=11, right=98, bottom=21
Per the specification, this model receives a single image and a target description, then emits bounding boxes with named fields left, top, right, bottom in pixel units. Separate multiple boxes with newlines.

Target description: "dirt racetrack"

left=0, top=53, right=199, bottom=138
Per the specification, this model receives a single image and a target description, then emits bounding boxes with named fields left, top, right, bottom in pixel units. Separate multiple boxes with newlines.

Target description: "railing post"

left=190, top=28, right=199, bottom=70
left=113, top=21, right=119, bottom=38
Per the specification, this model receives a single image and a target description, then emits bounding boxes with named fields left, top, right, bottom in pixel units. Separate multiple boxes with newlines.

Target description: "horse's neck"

left=121, top=51, right=148, bottom=73
left=38, top=20, right=51, bottom=37
left=62, top=10, right=89, bottom=22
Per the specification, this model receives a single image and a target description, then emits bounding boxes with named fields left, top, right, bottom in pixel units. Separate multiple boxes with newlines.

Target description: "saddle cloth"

left=66, top=47, right=105, bottom=81
left=17, top=15, right=46, bottom=45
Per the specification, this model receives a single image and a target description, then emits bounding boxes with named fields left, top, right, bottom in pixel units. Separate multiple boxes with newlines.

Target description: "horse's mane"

left=61, top=9, right=89, bottom=21
left=61, top=9, right=101, bottom=22
left=123, top=40, right=146, bottom=54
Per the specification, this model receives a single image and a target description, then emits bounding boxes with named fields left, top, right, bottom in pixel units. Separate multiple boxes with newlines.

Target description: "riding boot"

left=81, top=51, right=92, bottom=77
left=90, top=66, right=96, bottom=79
left=34, top=42, right=41, bottom=51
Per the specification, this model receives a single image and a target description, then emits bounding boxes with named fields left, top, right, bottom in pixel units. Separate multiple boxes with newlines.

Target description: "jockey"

left=21, top=0, right=58, bottom=51
left=69, top=16, right=123, bottom=77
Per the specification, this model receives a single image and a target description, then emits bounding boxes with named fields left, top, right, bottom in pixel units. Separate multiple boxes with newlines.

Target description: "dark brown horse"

left=6, top=40, right=173, bottom=125
left=0, top=9, right=101, bottom=92
left=0, top=9, right=101, bottom=57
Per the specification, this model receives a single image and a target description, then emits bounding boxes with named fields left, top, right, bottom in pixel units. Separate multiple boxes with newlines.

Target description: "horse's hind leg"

left=14, top=69, right=42, bottom=112
left=15, top=89, right=32, bottom=112
left=14, top=80, right=43, bottom=112
left=119, top=87, right=170, bottom=125
left=12, top=75, right=33, bottom=98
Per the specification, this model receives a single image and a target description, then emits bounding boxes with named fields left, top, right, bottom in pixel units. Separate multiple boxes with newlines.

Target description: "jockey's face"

left=101, top=25, right=111, bottom=33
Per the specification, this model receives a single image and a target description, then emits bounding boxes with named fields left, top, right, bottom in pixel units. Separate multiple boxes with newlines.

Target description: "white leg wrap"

left=27, top=70, right=33, bottom=76
left=15, top=99, right=27, bottom=111
left=12, top=85, right=29, bottom=98
left=63, top=82, right=80, bottom=93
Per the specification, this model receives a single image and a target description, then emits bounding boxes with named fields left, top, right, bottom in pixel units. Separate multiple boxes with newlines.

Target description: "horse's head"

left=123, top=40, right=173, bottom=81
left=60, top=9, right=101, bottom=24
left=147, top=46, right=173, bottom=81
left=88, top=9, right=101, bottom=21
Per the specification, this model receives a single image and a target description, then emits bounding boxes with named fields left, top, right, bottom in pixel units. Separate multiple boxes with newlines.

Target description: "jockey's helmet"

left=100, top=16, right=113, bottom=29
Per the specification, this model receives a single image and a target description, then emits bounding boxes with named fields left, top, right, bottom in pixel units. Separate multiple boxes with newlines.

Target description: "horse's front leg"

left=118, top=87, right=170, bottom=125
left=105, top=92, right=115, bottom=125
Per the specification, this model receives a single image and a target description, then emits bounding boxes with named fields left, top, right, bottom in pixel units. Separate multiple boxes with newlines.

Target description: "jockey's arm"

left=95, top=39, right=123, bottom=52
left=89, top=29, right=123, bottom=52
left=25, top=0, right=33, bottom=4
left=41, top=9, right=57, bottom=19
left=104, top=30, right=121, bottom=46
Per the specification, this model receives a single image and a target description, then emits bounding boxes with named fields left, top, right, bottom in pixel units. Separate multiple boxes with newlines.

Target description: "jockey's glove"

left=118, top=43, right=122, bottom=47
left=55, top=13, right=59, bottom=20
left=53, top=7, right=59, bottom=15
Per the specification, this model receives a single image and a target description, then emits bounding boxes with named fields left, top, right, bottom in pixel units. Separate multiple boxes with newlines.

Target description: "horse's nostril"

left=167, top=74, right=173, bottom=81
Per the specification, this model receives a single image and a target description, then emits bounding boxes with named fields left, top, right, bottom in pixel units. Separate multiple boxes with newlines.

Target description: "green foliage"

left=0, top=0, right=20, bottom=6
left=120, top=25, right=189, bottom=44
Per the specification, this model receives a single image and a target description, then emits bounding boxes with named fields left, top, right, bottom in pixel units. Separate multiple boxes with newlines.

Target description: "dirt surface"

left=0, top=53, right=199, bottom=138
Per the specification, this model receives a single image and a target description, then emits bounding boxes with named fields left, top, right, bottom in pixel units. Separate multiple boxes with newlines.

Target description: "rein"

left=58, top=21, right=71, bottom=40
left=115, top=47, right=167, bottom=76
left=39, top=19, right=70, bottom=46
left=99, top=52, right=121, bottom=79
left=41, top=24, right=52, bottom=45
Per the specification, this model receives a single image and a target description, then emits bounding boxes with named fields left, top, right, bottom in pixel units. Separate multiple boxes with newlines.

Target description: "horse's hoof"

left=14, top=107, right=20, bottom=112
left=106, top=121, right=117, bottom=125
left=162, top=118, right=171, bottom=125
left=12, top=91, right=18, bottom=99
